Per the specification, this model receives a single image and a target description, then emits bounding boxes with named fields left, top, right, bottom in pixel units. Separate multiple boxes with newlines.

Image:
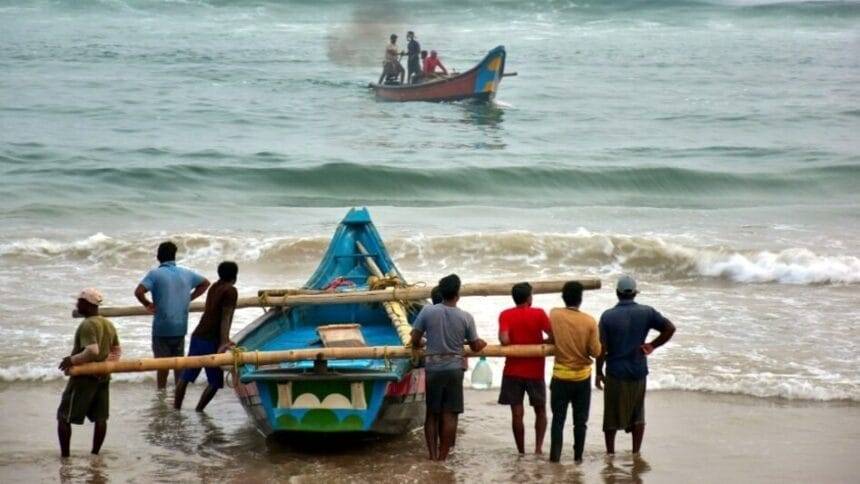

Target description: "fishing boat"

left=370, top=45, right=507, bottom=103
left=231, top=208, right=426, bottom=436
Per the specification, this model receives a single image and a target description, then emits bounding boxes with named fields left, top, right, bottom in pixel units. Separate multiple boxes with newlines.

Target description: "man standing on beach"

left=410, top=274, right=487, bottom=461
left=596, top=276, right=675, bottom=455
left=548, top=281, right=601, bottom=463
left=497, top=282, right=552, bottom=455
left=174, top=261, right=238, bottom=412
left=135, top=241, right=209, bottom=389
left=57, top=289, right=121, bottom=457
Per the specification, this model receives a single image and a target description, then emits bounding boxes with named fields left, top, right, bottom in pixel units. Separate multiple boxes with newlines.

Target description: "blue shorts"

left=181, top=337, right=223, bottom=390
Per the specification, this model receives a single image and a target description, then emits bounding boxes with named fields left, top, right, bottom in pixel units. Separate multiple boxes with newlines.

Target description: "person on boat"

left=379, top=33, right=404, bottom=85
left=423, top=50, right=448, bottom=79
left=135, top=241, right=209, bottom=390
left=497, top=282, right=552, bottom=455
left=57, top=288, right=121, bottom=458
left=174, top=261, right=238, bottom=412
left=410, top=274, right=487, bottom=461
left=548, top=281, right=601, bottom=463
left=405, top=31, right=421, bottom=84
left=596, top=276, right=676, bottom=456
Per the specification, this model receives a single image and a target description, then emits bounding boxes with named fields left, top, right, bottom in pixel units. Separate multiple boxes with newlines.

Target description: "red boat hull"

left=371, top=46, right=506, bottom=103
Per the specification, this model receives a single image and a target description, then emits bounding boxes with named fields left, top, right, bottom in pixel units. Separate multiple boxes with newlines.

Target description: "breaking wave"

left=2, top=230, right=858, bottom=285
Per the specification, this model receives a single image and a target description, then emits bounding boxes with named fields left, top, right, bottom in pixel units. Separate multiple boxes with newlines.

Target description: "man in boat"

left=596, top=276, right=676, bottom=456
left=378, top=33, right=404, bottom=85
left=548, top=281, right=601, bottom=463
left=423, top=50, right=448, bottom=79
left=405, top=31, right=421, bottom=84
left=57, top=288, right=121, bottom=458
left=497, top=282, right=552, bottom=455
left=174, top=261, right=238, bottom=412
left=135, top=241, right=210, bottom=390
left=410, top=274, right=487, bottom=461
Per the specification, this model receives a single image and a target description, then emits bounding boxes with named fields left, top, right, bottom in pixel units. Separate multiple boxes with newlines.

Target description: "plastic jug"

left=471, top=356, right=493, bottom=390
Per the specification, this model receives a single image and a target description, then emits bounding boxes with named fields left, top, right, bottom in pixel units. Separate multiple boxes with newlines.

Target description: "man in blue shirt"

left=596, top=275, right=675, bottom=455
left=135, top=241, right=209, bottom=389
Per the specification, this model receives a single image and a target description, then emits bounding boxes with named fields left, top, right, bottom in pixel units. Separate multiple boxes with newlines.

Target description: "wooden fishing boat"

left=231, top=208, right=426, bottom=436
left=370, top=45, right=506, bottom=103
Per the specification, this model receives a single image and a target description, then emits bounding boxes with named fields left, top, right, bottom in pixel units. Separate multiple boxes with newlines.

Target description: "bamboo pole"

left=68, top=344, right=555, bottom=376
left=75, top=278, right=601, bottom=318
left=355, top=241, right=413, bottom=346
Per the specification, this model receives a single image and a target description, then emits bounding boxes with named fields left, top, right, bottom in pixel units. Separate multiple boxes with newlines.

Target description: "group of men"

left=379, top=31, right=448, bottom=85
left=57, top=242, right=238, bottom=457
left=410, top=274, right=675, bottom=462
left=57, top=242, right=675, bottom=464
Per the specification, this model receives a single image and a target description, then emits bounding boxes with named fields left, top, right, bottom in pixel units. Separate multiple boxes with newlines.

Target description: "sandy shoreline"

left=0, top=381, right=857, bottom=483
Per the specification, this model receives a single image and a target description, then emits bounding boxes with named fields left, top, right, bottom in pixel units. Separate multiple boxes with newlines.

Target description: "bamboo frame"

left=75, top=278, right=601, bottom=318
left=68, top=344, right=555, bottom=376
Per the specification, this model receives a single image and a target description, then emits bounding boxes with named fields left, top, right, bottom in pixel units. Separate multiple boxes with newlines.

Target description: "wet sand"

left=0, top=381, right=857, bottom=483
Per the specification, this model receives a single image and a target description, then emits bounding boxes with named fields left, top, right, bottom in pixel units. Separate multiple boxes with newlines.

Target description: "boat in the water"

left=231, top=208, right=426, bottom=436
left=370, top=45, right=506, bottom=103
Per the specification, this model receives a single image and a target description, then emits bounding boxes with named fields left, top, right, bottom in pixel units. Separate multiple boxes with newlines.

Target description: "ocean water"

left=1, top=0, right=858, bottom=405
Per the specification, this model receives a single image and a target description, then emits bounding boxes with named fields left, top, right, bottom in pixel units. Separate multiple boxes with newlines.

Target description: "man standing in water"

left=405, top=31, right=421, bottom=84
left=548, top=281, right=601, bottom=463
left=57, top=289, right=121, bottom=457
left=596, top=276, right=675, bottom=455
left=135, top=241, right=209, bottom=389
left=411, top=274, right=487, bottom=461
left=174, top=261, right=238, bottom=412
left=497, top=282, right=552, bottom=455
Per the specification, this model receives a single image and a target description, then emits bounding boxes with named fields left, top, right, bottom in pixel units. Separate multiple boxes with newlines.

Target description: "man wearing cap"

left=596, top=276, right=675, bottom=455
left=135, top=241, right=209, bottom=389
left=57, top=289, right=121, bottom=458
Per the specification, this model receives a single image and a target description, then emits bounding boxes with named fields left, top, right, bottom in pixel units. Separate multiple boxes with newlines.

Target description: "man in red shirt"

left=423, top=50, right=448, bottom=77
left=498, top=282, right=552, bottom=454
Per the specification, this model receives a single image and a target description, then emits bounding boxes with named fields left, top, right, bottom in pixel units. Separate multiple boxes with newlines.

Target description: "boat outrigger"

left=370, top=46, right=509, bottom=103
left=230, top=208, right=425, bottom=436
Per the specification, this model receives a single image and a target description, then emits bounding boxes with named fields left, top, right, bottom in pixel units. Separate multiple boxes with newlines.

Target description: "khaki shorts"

left=602, top=375, right=645, bottom=432
left=57, top=376, right=110, bottom=424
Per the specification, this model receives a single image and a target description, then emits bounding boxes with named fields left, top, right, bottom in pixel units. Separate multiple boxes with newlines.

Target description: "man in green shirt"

left=57, top=288, right=121, bottom=458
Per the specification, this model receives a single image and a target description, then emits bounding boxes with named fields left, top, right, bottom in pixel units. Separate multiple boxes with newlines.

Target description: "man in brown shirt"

left=548, top=281, right=601, bottom=463
left=174, top=261, right=238, bottom=411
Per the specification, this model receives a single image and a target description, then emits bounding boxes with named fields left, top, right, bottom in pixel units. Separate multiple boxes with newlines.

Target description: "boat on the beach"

left=370, top=45, right=507, bottom=103
left=231, top=208, right=425, bottom=436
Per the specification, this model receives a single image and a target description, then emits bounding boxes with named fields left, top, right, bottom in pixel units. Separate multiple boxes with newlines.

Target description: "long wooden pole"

left=355, top=240, right=413, bottom=346
left=76, top=278, right=601, bottom=318
left=68, top=344, right=555, bottom=376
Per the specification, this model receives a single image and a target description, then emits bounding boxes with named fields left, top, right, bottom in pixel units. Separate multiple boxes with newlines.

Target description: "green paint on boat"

left=276, top=413, right=300, bottom=430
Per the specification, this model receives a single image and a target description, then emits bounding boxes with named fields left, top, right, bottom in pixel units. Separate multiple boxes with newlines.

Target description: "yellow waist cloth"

left=552, top=362, right=592, bottom=382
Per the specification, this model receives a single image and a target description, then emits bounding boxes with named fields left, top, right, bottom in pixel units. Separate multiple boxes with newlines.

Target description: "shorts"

left=57, top=376, right=109, bottom=424
left=426, top=369, right=465, bottom=414
left=152, top=335, right=185, bottom=358
left=181, top=336, right=224, bottom=390
left=498, top=376, right=546, bottom=406
left=602, top=375, right=646, bottom=432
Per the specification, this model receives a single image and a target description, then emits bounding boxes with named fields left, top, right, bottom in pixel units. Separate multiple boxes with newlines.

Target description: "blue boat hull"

left=231, top=208, right=426, bottom=436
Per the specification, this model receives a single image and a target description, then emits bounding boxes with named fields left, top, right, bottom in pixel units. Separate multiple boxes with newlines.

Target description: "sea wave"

left=3, top=162, right=858, bottom=209
left=2, top=230, right=858, bottom=285
left=3, top=363, right=855, bottom=401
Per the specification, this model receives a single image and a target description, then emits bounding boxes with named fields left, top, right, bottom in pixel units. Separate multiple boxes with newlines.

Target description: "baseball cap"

left=616, top=275, right=637, bottom=295
left=77, top=288, right=104, bottom=306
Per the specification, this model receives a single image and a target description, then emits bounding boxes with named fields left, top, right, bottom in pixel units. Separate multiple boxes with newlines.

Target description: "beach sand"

left=0, top=382, right=857, bottom=483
